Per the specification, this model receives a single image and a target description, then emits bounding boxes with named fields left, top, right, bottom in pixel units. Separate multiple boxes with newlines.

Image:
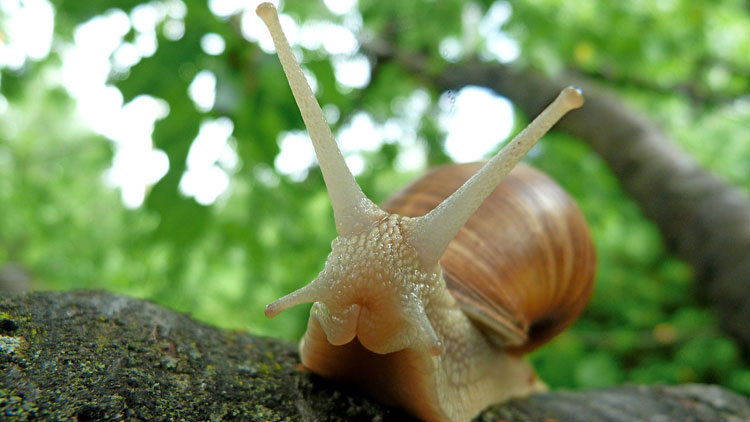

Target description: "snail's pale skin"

left=256, top=3, right=586, bottom=421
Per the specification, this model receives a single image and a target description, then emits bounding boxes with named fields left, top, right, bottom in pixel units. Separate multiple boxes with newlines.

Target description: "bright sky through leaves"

left=1, top=0, right=516, bottom=208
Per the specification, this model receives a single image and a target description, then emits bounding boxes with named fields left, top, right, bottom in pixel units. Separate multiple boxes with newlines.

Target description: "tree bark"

left=369, top=48, right=750, bottom=354
left=2, top=290, right=749, bottom=421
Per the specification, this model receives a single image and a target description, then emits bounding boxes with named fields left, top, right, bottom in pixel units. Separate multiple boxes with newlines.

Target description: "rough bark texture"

left=423, top=61, right=750, bottom=355
left=2, top=290, right=749, bottom=421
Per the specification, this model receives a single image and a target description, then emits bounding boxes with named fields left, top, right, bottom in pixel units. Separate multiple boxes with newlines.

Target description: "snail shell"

left=383, top=162, right=596, bottom=353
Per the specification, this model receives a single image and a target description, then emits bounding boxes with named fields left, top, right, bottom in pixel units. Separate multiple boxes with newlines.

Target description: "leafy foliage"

left=1, top=0, right=749, bottom=396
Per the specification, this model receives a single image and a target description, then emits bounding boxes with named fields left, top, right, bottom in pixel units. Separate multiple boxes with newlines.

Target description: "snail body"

left=256, top=3, right=595, bottom=421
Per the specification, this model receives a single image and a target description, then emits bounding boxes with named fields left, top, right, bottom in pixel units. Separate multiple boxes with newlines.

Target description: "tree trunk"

left=397, top=57, right=750, bottom=354
left=2, top=290, right=749, bottom=421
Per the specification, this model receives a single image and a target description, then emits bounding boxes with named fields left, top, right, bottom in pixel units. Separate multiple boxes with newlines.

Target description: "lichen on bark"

left=1, top=290, right=749, bottom=421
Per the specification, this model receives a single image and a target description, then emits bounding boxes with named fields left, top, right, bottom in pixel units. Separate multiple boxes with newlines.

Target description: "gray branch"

left=2, top=290, right=748, bottom=421
left=432, top=62, right=750, bottom=354
left=369, top=34, right=750, bottom=351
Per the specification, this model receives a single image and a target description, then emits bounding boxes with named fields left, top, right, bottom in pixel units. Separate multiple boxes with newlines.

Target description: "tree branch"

left=363, top=40, right=750, bottom=355
left=2, top=290, right=749, bottom=421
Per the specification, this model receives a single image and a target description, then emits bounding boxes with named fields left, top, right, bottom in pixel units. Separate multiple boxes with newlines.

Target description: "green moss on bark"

left=1, top=291, right=749, bottom=421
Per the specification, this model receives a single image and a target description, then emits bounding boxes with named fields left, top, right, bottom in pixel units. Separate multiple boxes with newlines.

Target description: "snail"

left=256, top=3, right=596, bottom=422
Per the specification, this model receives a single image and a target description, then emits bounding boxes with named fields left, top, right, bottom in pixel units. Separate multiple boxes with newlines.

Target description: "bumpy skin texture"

left=256, top=3, right=586, bottom=421
left=306, top=215, right=441, bottom=353
left=295, top=214, right=545, bottom=422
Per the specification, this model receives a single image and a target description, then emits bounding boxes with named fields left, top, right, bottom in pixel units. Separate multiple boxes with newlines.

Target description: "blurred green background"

left=1, top=0, right=749, bottom=395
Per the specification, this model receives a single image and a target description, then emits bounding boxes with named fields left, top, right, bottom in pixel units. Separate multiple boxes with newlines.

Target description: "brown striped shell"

left=382, top=162, right=596, bottom=354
